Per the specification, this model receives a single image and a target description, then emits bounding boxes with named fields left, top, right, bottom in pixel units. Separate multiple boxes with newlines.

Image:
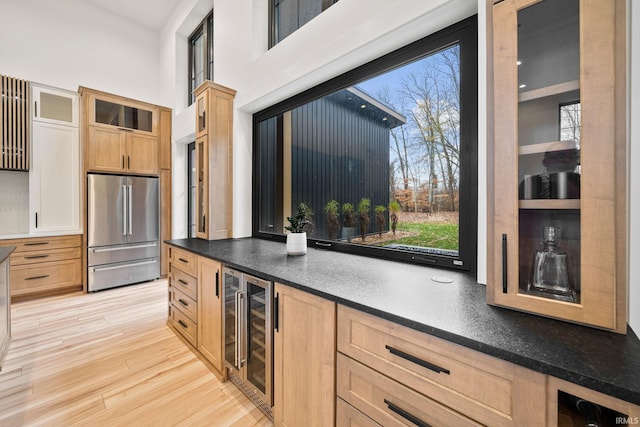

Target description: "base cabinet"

left=4, top=235, right=82, bottom=301
left=337, top=304, right=546, bottom=427
left=273, top=283, right=336, bottom=427
left=197, top=257, right=224, bottom=375
left=168, top=246, right=198, bottom=348
left=0, top=256, right=10, bottom=369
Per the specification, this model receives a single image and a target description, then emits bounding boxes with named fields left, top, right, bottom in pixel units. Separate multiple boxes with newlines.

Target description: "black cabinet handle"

left=502, top=233, right=508, bottom=293
left=178, top=320, right=188, bottom=329
left=178, top=299, right=188, bottom=307
left=35, top=212, right=38, bottom=228
left=128, top=155, right=130, bottom=169
left=385, top=345, right=450, bottom=375
left=122, top=155, right=125, bottom=169
left=178, top=279, right=188, bottom=286
left=215, top=270, right=219, bottom=298
left=384, top=399, right=431, bottom=427
left=24, top=254, right=50, bottom=260
left=24, top=241, right=49, bottom=246
left=25, top=275, right=50, bottom=281
left=274, top=293, right=279, bottom=332
left=178, top=258, right=189, bottom=263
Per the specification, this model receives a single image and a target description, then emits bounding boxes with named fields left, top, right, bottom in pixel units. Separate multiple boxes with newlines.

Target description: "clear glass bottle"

left=527, top=226, right=576, bottom=302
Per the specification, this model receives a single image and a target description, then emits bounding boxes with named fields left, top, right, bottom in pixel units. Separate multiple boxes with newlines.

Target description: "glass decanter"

left=527, top=226, right=576, bottom=302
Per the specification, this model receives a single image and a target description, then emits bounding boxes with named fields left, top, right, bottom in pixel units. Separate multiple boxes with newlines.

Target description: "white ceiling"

left=87, top=0, right=182, bottom=31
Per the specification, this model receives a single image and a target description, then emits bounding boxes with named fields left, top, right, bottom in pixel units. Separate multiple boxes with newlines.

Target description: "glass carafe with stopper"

left=527, top=226, right=576, bottom=302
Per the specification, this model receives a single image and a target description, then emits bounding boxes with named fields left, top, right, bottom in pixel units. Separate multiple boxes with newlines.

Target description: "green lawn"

left=383, top=221, right=459, bottom=250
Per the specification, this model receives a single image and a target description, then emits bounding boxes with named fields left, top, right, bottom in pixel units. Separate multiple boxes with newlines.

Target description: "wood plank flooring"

left=0, top=280, right=272, bottom=426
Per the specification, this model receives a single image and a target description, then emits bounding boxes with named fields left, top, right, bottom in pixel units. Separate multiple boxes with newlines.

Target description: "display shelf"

left=519, top=140, right=579, bottom=156
left=519, top=80, right=580, bottom=103
left=519, top=200, right=580, bottom=210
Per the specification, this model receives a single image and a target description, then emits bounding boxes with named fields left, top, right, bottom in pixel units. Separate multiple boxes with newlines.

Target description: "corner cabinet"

left=487, top=0, right=627, bottom=332
left=193, top=81, right=236, bottom=240
left=80, top=88, right=160, bottom=176
left=197, top=256, right=224, bottom=376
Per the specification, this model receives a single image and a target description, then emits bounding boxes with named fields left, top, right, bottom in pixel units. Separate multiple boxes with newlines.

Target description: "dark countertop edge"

left=166, top=238, right=640, bottom=406
left=0, top=246, right=15, bottom=263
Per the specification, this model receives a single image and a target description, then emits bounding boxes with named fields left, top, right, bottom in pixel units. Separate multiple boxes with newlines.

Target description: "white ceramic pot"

left=286, top=232, right=307, bottom=255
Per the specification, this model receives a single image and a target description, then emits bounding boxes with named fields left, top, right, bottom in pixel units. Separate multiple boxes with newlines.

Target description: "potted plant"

left=285, top=202, right=313, bottom=255
left=357, top=198, right=371, bottom=242
left=341, top=202, right=356, bottom=242
left=374, top=205, right=386, bottom=237
left=324, top=200, right=340, bottom=240
left=389, top=200, right=400, bottom=235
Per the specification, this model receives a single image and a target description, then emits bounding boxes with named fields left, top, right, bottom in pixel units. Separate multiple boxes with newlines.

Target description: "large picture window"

left=188, top=11, right=213, bottom=105
left=254, top=16, right=478, bottom=274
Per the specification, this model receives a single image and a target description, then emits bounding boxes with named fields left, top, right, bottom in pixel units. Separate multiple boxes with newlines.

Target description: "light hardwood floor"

left=0, top=279, right=272, bottom=427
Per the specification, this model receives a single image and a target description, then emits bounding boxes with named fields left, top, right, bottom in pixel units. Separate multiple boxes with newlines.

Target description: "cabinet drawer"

left=169, top=285, right=197, bottom=322
left=169, top=247, right=197, bottom=277
left=5, top=235, right=81, bottom=253
left=337, top=398, right=381, bottom=427
left=11, top=259, right=81, bottom=296
left=170, top=267, right=197, bottom=301
left=169, top=305, right=197, bottom=347
left=337, top=305, right=546, bottom=426
left=337, top=353, right=480, bottom=427
left=11, top=247, right=81, bottom=266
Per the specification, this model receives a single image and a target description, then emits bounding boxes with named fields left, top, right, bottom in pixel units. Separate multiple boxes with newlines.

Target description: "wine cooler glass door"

left=245, top=275, right=272, bottom=406
left=223, top=267, right=242, bottom=371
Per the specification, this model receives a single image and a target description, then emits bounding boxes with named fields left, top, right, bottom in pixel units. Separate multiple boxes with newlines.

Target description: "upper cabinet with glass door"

left=488, top=0, right=627, bottom=332
left=32, top=84, right=79, bottom=127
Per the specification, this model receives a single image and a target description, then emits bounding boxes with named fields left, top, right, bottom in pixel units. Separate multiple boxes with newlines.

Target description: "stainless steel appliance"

left=87, top=173, right=159, bottom=292
left=223, top=266, right=273, bottom=417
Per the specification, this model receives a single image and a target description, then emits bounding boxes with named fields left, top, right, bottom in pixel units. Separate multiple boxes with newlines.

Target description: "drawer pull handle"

left=502, top=233, right=508, bottom=293
left=178, top=298, right=189, bottom=307
left=178, top=258, right=189, bottom=263
left=178, top=279, right=188, bottom=286
left=385, top=345, right=450, bottom=375
left=384, top=399, right=431, bottom=427
left=25, top=275, right=50, bottom=281
left=24, top=255, right=50, bottom=259
left=24, top=242, right=49, bottom=246
left=178, top=320, right=188, bottom=329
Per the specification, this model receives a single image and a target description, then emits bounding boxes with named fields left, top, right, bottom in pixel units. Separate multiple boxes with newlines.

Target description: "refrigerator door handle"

left=128, top=184, right=133, bottom=235
left=93, top=259, right=157, bottom=272
left=122, top=184, right=127, bottom=236
left=92, top=242, right=157, bottom=253
left=235, top=291, right=241, bottom=370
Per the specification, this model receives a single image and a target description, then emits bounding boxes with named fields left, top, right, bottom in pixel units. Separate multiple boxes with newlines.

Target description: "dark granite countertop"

left=167, top=237, right=640, bottom=406
left=0, top=246, right=15, bottom=264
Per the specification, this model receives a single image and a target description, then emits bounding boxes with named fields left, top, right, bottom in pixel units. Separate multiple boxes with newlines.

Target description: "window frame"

left=253, top=15, right=478, bottom=275
left=269, top=0, right=339, bottom=48
left=188, top=11, right=214, bottom=105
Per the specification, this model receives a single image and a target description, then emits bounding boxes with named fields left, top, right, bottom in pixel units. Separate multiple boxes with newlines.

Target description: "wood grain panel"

left=1, top=74, right=29, bottom=170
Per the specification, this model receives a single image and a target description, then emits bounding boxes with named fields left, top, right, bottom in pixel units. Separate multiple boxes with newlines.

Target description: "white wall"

left=629, top=0, right=639, bottom=333
left=0, top=0, right=164, bottom=105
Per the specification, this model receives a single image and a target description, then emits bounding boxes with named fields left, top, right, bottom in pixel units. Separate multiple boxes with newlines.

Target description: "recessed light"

left=360, top=104, right=366, bottom=109
left=519, top=84, right=527, bottom=89
left=517, top=60, right=522, bottom=66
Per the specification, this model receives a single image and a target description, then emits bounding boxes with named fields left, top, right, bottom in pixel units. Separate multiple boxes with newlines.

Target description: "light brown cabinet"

left=337, top=304, right=546, bottom=426
left=168, top=246, right=198, bottom=347
left=273, top=283, right=336, bottom=427
left=487, top=0, right=627, bottom=332
left=197, top=256, right=224, bottom=376
left=80, top=88, right=161, bottom=176
left=193, top=81, right=235, bottom=240
left=4, top=235, right=82, bottom=301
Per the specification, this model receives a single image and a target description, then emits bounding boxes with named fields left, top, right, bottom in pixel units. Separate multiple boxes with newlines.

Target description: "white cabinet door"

left=31, top=83, right=79, bottom=127
left=29, top=122, right=80, bottom=233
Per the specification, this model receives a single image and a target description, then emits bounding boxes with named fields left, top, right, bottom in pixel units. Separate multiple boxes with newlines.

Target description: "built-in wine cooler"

left=223, top=266, right=273, bottom=419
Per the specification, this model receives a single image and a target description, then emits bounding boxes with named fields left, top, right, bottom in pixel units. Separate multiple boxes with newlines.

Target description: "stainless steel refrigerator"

left=87, top=173, right=160, bottom=292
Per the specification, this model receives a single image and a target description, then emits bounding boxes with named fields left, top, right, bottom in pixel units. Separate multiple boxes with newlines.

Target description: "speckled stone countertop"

left=0, top=246, right=15, bottom=264
left=167, top=237, right=640, bottom=406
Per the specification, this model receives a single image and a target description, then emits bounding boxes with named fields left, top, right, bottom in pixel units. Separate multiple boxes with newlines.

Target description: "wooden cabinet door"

left=195, top=136, right=209, bottom=239
left=273, top=283, right=335, bottom=427
left=87, top=126, right=126, bottom=173
left=488, top=0, right=626, bottom=332
left=30, top=122, right=80, bottom=233
left=127, top=133, right=158, bottom=175
left=197, top=257, right=224, bottom=374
